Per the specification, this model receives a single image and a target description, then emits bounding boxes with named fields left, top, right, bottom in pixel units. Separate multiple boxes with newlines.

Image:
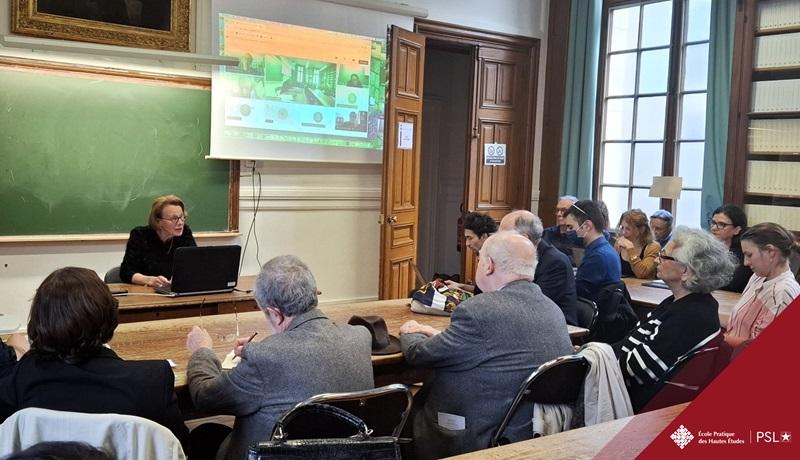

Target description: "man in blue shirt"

left=563, top=200, right=621, bottom=301
left=542, top=195, right=579, bottom=256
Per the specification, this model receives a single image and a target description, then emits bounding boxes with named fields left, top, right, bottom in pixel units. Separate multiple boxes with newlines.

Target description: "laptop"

left=155, top=245, right=241, bottom=297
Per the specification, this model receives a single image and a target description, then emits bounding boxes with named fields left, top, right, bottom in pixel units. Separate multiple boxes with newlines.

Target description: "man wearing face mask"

left=563, top=200, right=621, bottom=300
left=185, top=255, right=374, bottom=460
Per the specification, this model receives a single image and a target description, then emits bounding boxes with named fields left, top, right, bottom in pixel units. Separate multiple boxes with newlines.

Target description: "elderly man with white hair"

left=399, top=231, right=574, bottom=459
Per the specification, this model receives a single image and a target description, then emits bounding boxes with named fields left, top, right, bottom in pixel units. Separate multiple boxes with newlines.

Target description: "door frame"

left=414, top=18, right=541, bottom=281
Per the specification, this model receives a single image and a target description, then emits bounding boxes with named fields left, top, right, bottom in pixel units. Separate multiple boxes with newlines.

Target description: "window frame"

left=594, top=0, right=709, bottom=226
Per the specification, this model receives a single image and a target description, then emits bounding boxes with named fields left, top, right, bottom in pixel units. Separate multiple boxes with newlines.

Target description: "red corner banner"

left=604, top=295, right=800, bottom=459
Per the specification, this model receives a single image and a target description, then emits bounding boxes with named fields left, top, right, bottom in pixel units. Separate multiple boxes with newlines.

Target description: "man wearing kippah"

left=649, top=209, right=673, bottom=248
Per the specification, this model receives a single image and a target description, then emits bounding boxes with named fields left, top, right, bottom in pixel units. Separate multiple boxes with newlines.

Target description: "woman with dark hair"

left=725, top=223, right=800, bottom=346
left=614, top=209, right=660, bottom=279
left=445, top=211, right=497, bottom=294
left=120, top=194, right=196, bottom=287
left=0, top=267, right=189, bottom=446
left=710, top=204, right=752, bottom=292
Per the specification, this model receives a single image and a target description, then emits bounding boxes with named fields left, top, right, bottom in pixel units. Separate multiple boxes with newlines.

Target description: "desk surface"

left=110, top=298, right=587, bottom=389
left=446, top=402, right=688, bottom=459
left=624, top=278, right=741, bottom=327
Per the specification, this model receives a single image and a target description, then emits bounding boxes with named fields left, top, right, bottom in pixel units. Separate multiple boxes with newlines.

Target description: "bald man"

left=499, top=210, right=579, bottom=326
left=400, top=232, right=574, bottom=459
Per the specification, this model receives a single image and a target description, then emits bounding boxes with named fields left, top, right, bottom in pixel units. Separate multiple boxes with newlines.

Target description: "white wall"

left=0, top=0, right=549, bottom=323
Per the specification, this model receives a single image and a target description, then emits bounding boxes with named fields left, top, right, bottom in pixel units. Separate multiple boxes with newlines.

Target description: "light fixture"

left=319, top=0, right=428, bottom=17
left=0, top=34, right=240, bottom=66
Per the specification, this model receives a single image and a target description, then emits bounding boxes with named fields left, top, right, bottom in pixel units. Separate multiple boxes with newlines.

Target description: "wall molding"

left=240, top=185, right=381, bottom=211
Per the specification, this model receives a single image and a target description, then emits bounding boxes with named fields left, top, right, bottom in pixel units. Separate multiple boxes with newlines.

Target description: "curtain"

left=559, top=0, right=602, bottom=199
left=700, top=0, right=736, bottom=227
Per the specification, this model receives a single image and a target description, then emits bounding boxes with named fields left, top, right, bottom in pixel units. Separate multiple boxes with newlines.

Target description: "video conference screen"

left=214, top=14, right=387, bottom=159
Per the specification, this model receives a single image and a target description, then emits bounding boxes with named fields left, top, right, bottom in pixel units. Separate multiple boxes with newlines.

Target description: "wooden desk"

left=624, top=278, right=741, bottom=327
left=110, top=276, right=258, bottom=323
left=110, top=298, right=588, bottom=390
left=446, top=402, right=688, bottom=459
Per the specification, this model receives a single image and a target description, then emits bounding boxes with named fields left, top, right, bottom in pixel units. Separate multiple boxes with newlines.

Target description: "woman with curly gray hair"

left=616, top=226, right=735, bottom=412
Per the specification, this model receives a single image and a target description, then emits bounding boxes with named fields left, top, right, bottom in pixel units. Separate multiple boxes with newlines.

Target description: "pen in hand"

left=246, top=331, right=258, bottom=343
left=233, top=331, right=258, bottom=358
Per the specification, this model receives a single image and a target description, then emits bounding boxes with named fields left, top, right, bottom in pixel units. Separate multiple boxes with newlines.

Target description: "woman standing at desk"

left=120, top=195, right=196, bottom=287
left=725, top=223, right=800, bottom=346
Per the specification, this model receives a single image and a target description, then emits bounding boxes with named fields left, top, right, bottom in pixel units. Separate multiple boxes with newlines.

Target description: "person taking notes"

left=120, top=195, right=196, bottom=287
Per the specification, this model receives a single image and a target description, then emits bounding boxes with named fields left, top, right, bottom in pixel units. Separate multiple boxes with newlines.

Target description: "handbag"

left=410, top=279, right=472, bottom=316
left=247, top=403, right=402, bottom=460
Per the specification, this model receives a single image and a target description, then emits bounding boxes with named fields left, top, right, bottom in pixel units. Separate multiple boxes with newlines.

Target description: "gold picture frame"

left=12, top=0, right=190, bottom=52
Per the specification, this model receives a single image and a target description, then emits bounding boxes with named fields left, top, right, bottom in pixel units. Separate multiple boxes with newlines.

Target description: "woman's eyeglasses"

left=159, top=214, right=187, bottom=224
left=708, top=219, right=732, bottom=229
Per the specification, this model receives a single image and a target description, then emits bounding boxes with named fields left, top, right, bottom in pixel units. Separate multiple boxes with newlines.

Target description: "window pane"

left=639, top=48, right=670, bottom=94
left=631, top=188, right=660, bottom=218
left=602, top=143, right=632, bottom=184
left=676, top=190, right=702, bottom=228
left=605, top=98, right=634, bottom=140
left=610, top=6, right=640, bottom=52
left=678, top=142, right=704, bottom=188
left=635, top=96, right=666, bottom=140
left=679, top=93, right=707, bottom=140
left=601, top=186, right=630, bottom=228
left=608, top=52, right=638, bottom=96
left=633, top=143, right=664, bottom=186
left=686, top=0, right=712, bottom=42
left=683, top=43, right=709, bottom=91
left=641, top=1, right=673, bottom=48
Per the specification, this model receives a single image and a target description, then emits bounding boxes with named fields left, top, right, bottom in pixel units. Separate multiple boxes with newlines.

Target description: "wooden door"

left=379, top=26, right=426, bottom=299
left=463, top=45, right=537, bottom=281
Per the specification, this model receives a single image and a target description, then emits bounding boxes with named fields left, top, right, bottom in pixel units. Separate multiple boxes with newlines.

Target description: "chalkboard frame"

left=0, top=57, right=240, bottom=243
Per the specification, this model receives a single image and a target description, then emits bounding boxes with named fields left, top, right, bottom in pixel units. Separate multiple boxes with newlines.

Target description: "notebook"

left=155, top=245, right=241, bottom=297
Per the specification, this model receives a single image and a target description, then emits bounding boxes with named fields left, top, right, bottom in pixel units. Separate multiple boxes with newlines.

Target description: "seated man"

left=400, top=232, right=574, bottom=459
left=649, top=209, right=673, bottom=248
left=499, top=210, right=579, bottom=326
left=563, top=200, right=621, bottom=301
left=542, top=195, right=579, bottom=256
left=185, top=255, right=374, bottom=460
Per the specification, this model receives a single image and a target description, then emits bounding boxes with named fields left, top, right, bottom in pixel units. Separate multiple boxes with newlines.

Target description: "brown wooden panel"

left=391, top=223, right=415, bottom=248
left=380, top=26, right=425, bottom=299
left=398, top=40, right=423, bottom=100
left=476, top=121, right=514, bottom=210
left=480, top=55, right=518, bottom=109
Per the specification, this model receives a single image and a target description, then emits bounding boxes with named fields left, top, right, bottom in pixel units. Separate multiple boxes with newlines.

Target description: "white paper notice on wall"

left=398, top=122, right=414, bottom=149
left=484, top=143, right=507, bottom=165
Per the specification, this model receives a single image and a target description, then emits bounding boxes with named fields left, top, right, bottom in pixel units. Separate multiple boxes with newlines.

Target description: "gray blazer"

left=401, top=280, right=574, bottom=459
left=187, top=308, right=374, bottom=460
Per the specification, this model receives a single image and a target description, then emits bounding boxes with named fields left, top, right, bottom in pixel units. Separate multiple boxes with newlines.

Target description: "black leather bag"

left=247, top=403, right=402, bottom=460
left=590, top=282, right=638, bottom=344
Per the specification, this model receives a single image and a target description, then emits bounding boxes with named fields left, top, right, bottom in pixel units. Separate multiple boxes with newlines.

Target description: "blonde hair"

left=148, top=195, right=187, bottom=230
left=619, top=209, right=654, bottom=247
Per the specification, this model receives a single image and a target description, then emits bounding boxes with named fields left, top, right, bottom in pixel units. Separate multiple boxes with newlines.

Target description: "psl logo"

left=756, top=431, right=791, bottom=443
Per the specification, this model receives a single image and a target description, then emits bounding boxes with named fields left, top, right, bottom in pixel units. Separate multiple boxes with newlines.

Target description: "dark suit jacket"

left=401, top=280, right=574, bottom=459
left=0, top=347, right=188, bottom=447
left=535, top=239, right=579, bottom=325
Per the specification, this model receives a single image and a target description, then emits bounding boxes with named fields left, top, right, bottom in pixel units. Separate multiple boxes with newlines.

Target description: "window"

left=597, top=0, right=712, bottom=229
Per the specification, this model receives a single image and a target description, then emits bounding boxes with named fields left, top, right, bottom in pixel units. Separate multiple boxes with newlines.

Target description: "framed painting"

left=11, top=0, right=190, bottom=52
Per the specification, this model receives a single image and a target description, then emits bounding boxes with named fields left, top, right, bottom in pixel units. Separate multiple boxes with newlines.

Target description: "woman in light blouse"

left=725, top=222, right=800, bottom=346
left=614, top=209, right=660, bottom=279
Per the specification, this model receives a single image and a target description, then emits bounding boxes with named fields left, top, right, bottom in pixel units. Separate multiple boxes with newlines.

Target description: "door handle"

left=386, top=215, right=398, bottom=224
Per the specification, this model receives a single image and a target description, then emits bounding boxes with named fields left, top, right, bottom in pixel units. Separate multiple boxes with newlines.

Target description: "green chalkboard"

left=0, top=64, right=233, bottom=237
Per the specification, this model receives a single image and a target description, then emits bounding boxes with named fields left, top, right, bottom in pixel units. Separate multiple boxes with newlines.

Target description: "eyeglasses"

left=657, top=248, right=677, bottom=262
left=708, top=219, right=733, bottom=229
left=555, top=207, right=570, bottom=215
left=159, top=214, right=187, bottom=225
